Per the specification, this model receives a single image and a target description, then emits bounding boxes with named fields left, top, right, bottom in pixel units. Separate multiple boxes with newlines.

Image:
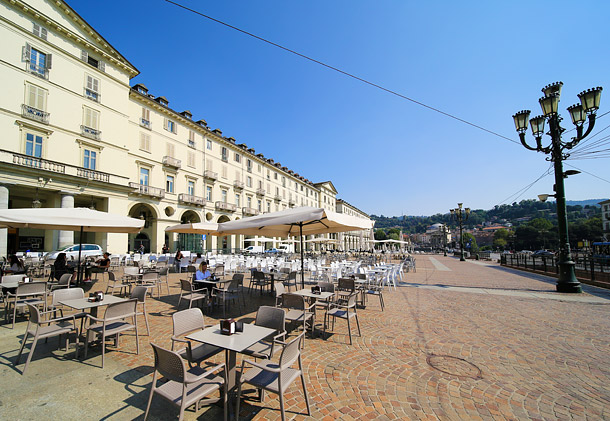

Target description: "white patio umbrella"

left=218, top=206, right=374, bottom=287
left=243, top=237, right=276, bottom=242
left=165, top=222, right=220, bottom=235
left=0, top=207, right=144, bottom=282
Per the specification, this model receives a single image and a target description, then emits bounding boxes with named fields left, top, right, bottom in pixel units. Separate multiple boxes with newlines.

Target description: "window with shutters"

left=235, top=153, right=240, bottom=163
left=206, top=139, right=212, bottom=150
left=187, top=151, right=195, bottom=168
left=187, top=180, right=195, bottom=196
left=246, top=176, right=252, bottom=187
left=188, top=130, right=196, bottom=148
left=140, top=108, right=151, bottom=129
left=221, top=165, right=228, bottom=179
left=84, top=75, right=100, bottom=102
left=235, top=194, right=240, bottom=207
left=166, top=142, right=175, bottom=158
left=139, top=167, right=150, bottom=186
left=22, top=83, right=49, bottom=124
left=221, top=147, right=228, bottom=162
left=221, top=190, right=227, bottom=203
left=206, top=159, right=213, bottom=171
left=247, top=196, right=252, bottom=208
left=267, top=183, right=270, bottom=193
left=23, top=44, right=51, bottom=79
left=246, top=159, right=252, bottom=172
left=83, top=149, right=97, bottom=170
left=139, top=132, right=151, bottom=152
left=80, top=50, right=105, bottom=72
left=82, top=107, right=100, bottom=140
left=267, top=201, right=271, bottom=213
left=32, top=23, right=47, bottom=40
left=164, top=118, right=176, bottom=134
left=206, top=186, right=212, bottom=201
left=258, top=199, right=262, bottom=211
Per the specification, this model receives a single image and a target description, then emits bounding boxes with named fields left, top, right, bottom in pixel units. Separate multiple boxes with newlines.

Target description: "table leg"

left=225, top=349, right=237, bottom=391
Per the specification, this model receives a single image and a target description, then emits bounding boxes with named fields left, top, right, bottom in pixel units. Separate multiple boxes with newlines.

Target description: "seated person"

left=53, top=252, right=73, bottom=281
left=194, top=261, right=211, bottom=281
left=191, top=252, right=203, bottom=264
left=85, top=252, right=111, bottom=281
left=4, top=255, right=25, bottom=274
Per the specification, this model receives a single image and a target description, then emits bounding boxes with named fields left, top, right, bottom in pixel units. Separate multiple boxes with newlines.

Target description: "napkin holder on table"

left=88, top=291, right=104, bottom=302
left=220, top=319, right=235, bottom=335
left=311, top=285, right=321, bottom=295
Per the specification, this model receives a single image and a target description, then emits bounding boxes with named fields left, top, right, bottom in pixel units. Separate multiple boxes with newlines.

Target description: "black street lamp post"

left=450, top=203, right=470, bottom=261
left=512, top=82, right=602, bottom=293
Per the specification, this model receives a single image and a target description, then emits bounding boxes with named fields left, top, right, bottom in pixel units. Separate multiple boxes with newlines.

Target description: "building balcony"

left=204, top=170, right=218, bottom=181
left=179, top=193, right=206, bottom=207
left=256, top=188, right=266, bottom=196
left=162, top=155, right=181, bottom=169
left=12, top=152, right=65, bottom=174
left=21, top=104, right=49, bottom=124
left=233, top=180, right=244, bottom=190
left=129, top=182, right=165, bottom=199
left=215, top=201, right=237, bottom=212
left=81, top=125, right=101, bottom=140
left=274, top=194, right=282, bottom=202
left=242, top=207, right=259, bottom=216
left=288, top=199, right=295, bottom=206
left=77, top=167, right=110, bottom=183
left=139, top=117, right=152, bottom=130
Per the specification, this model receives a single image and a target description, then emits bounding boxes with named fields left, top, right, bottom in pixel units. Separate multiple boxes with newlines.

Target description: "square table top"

left=186, top=323, right=275, bottom=353
left=59, top=295, right=128, bottom=310
left=292, top=289, right=335, bottom=300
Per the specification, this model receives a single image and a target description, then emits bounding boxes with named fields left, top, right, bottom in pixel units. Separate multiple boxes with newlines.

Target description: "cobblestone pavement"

left=1, top=256, right=609, bottom=420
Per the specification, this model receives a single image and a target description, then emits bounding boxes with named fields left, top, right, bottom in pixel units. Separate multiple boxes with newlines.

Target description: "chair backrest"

left=150, top=343, right=186, bottom=383
left=52, top=287, right=84, bottom=306
left=187, top=265, right=197, bottom=273
left=253, top=270, right=265, bottom=281
left=108, top=271, right=117, bottom=282
left=281, top=293, right=305, bottom=310
left=158, top=266, right=169, bottom=276
left=214, top=265, right=224, bottom=276
left=180, top=279, right=194, bottom=292
left=317, top=282, right=335, bottom=293
left=1, top=274, right=25, bottom=285
left=346, top=292, right=358, bottom=308
left=16, top=281, right=46, bottom=296
left=124, top=266, right=139, bottom=276
left=337, top=278, right=355, bottom=292
left=232, top=273, right=244, bottom=284
left=255, top=305, right=285, bottom=332
left=172, top=307, right=204, bottom=337
left=279, top=332, right=303, bottom=370
left=274, top=282, right=285, bottom=298
left=104, top=298, right=137, bottom=320
left=288, top=271, right=297, bottom=281
left=130, top=286, right=148, bottom=303
left=26, top=303, right=42, bottom=325
left=58, top=273, right=72, bottom=285
left=141, top=272, right=158, bottom=282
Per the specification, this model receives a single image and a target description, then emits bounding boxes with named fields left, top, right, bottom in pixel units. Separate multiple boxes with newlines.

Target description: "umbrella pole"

left=76, top=225, right=83, bottom=284
left=300, top=223, right=305, bottom=289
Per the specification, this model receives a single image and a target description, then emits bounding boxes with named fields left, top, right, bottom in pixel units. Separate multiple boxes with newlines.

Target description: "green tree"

left=374, top=229, right=387, bottom=241
left=493, top=229, right=511, bottom=250
left=462, top=232, right=478, bottom=252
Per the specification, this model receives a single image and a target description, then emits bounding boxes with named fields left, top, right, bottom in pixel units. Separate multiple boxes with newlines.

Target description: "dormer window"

left=81, top=50, right=105, bottom=72
left=157, top=96, right=169, bottom=107
left=33, top=23, right=47, bottom=40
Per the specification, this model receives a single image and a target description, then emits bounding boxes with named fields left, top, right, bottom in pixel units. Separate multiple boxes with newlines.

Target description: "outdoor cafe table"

left=186, top=324, right=275, bottom=391
left=59, top=295, right=128, bottom=318
left=291, top=289, right=335, bottom=336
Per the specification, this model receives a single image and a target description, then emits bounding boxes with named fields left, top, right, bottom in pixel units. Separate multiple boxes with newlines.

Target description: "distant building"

left=600, top=199, right=610, bottom=237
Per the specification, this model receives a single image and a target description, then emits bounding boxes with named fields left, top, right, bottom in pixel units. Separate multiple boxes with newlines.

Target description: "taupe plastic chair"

left=171, top=308, right=222, bottom=367
left=281, top=293, right=315, bottom=347
left=130, top=286, right=150, bottom=335
left=178, top=279, right=208, bottom=309
left=236, top=333, right=310, bottom=421
left=274, top=282, right=286, bottom=307
left=105, top=271, right=131, bottom=296
left=50, top=273, right=72, bottom=292
left=50, top=288, right=88, bottom=334
left=5, top=281, right=47, bottom=329
left=241, top=306, right=286, bottom=360
left=231, top=273, right=246, bottom=305
left=315, top=281, right=337, bottom=314
left=212, top=278, right=241, bottom=318
left=324, top=292, right=361, bottom=345
left=85, top=298, right=139, bottom=368
left=364, top=276, right=385, bottom=311
left=16, top=303, right=78, bottom=374
left=283, top=271, right=298, bottom=291
left=157, top=266, right=170, bottom=295
left=144, top=343, right=227, bottom=421
left=140, top=272, right=160, bottom=298
left=250, top=270, right=271, bottom=295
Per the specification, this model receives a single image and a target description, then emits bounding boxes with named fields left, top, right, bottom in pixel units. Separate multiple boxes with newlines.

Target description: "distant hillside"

left=372, top=198, right=606, bottom=234
left=566, top=199, right=608, bottom=207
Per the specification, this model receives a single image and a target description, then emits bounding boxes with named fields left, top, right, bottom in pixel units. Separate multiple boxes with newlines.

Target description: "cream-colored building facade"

left=0, top=0, right=371, bottom=256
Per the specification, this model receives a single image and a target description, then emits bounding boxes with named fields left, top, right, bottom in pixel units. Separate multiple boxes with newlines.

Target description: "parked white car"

left=44, top=244, right=103, bottom=261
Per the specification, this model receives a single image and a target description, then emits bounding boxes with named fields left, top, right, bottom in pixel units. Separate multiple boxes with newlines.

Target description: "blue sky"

left=69, top=0, right=610, bottom=216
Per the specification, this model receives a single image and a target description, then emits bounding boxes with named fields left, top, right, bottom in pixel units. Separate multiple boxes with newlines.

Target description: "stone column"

left=58, top=192, right=74, bottom=248
left=0, top=185, right=8, bottom=258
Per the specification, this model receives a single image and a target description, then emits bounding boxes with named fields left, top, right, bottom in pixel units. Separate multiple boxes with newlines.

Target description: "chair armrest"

left=184, top=363, right=226, bottom=384
left=40, top=314, right=76, bottom=325
left=171, top=336, right=190, bottom=345
left=242, top=358, right=281, bottom=373
left=304, top=301, right=317, bottom=311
